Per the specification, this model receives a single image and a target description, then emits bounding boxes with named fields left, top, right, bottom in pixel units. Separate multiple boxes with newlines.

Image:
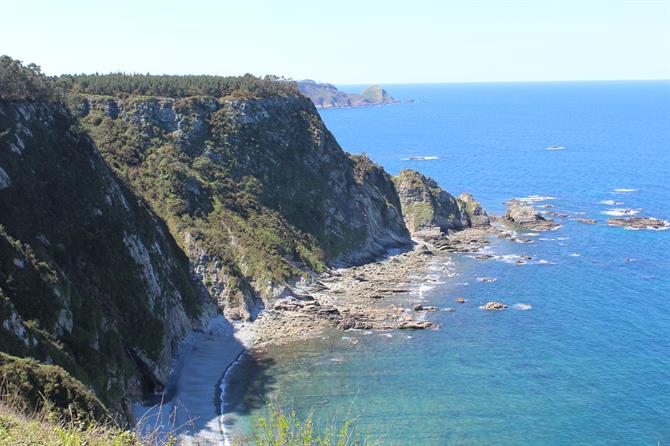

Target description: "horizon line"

left=332, top=78, right=670, bottom=87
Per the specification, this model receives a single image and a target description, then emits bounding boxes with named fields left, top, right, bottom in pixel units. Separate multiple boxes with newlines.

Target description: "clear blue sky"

left=3, top=0, right=669, bottom=83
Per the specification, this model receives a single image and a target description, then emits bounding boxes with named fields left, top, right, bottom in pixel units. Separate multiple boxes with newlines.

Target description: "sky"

left=2, top=0, right=670, bottom=84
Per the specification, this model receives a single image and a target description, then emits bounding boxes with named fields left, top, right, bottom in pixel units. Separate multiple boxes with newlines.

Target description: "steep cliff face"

left=78, top=94, right=410, bottom=319
left=0, top=100, right=214, bottom=421
left=393, top=169, right=489, bottom=237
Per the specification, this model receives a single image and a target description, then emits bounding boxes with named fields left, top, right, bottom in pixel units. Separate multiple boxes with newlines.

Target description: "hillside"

left=0, top=57, right=412, bottom=426
left=0, top=58, right=216, bottom=422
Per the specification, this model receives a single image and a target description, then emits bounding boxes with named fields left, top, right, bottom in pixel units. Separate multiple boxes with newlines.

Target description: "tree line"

left=0, top=55, right=298, bottom=101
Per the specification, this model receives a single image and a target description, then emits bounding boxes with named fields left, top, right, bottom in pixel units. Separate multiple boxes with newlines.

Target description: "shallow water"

left=226, top=81, right=670, bottom=445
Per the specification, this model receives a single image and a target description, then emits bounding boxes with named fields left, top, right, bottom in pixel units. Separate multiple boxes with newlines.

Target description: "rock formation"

left=393, top=169, right=490, bottom=239
left=503, top=200, right=560, bottom=231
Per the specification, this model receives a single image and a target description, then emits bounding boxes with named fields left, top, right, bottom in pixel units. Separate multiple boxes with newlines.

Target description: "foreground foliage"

left=253, top=405, right=373, bottom=446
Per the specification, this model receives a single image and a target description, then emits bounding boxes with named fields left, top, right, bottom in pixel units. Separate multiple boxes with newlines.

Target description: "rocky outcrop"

left=458, top=193, right=490, bottom=227
left=0, top=100, right=214, bottom=422
left=79, top=94, right=411, bottom=320
left=480, top=301, right=508, bottom=311
left=393, top=169, right=489, bottom=239
left=607, top=217, right=669, bottom=230
left=503, top=200, right=560, bottom=231
left=297, top=81, right=399, bottom=109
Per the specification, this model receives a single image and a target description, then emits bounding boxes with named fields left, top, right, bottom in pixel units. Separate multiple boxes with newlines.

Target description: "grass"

left=252, top=404, right=374, bottom=446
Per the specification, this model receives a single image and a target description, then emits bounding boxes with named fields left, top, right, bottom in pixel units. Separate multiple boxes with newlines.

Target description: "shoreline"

left=137, top=228, right=499, bottom=445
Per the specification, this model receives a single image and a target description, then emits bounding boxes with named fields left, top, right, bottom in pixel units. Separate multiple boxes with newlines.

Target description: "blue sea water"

left=226, top=81, right=670, bottom=445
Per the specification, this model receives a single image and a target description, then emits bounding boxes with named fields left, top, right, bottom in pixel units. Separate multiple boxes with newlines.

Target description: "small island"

left=298, top=80, right=402, bottom=109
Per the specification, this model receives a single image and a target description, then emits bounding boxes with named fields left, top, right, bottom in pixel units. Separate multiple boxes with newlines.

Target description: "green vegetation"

left=252, top=405, right=373, bottom=446
left=58, top=73, right=298, bottom=99
left=0, top=353, right=107, bottom=424
left=0, top=403, right=142, bottom=446
left=0, top=56, right=57, bottom=102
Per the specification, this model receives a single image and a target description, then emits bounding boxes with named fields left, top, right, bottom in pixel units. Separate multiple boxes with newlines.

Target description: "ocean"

left=225, top=81, right=670, bottom=445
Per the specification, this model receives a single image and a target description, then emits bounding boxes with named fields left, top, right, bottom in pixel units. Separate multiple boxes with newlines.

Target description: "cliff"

left=0, top=97, right=215, bottom=421
left=298, top=80, right=399, bottom=108
left=0, top=60, right=415, bottom=428
left=74, top=90, right=410, bottom=320
left=393, top=169, right=489, bottom=238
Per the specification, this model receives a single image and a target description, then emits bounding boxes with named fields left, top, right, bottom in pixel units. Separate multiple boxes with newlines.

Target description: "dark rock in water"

left=479, top=301, right=508, bottom=311
left=607, top=217, right=669, bottom=230
left=475, top=254, right=494, bottom=260
left=503, top=200, right=560, bottom=231
left=455, top=297, right=466, bottom=304
left=576, top=218, right=597, bottom=224
left=413, top=304, right=438, bottom=312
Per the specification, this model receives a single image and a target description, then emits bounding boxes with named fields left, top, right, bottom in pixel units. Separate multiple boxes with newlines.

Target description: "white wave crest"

left=600, top=200, right=623, bottom=205
left=602, top=208, right=641, bottom=216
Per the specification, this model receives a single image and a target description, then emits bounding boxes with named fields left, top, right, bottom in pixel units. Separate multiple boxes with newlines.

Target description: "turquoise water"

left=226, top=82, right=670, bottom=445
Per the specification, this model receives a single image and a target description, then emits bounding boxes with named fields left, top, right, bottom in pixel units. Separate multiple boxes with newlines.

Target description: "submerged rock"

left=576, top=218, right=597, bottom=224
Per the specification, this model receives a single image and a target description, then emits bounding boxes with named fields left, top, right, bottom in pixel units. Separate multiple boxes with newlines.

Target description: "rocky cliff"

left=76, top=93, right=410, bottom=320
left=0, top=98, right=215, bottom=421
left=393, top=169, right=489, bottom=238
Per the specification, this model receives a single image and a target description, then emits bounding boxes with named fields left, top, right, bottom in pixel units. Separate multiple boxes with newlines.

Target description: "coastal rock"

left=503, top=200, right=560, bottom=231
left=455, top=297, right=466, bottom=304
left=393, top=169, right=490, bottom=239
left=458, top=193, right=491, bottom=227
left=607, top=217, right=669, bottom=230
left=576, top=218, right=597, bottom=224
left=395, top=320, right=437, bottom=330
left=479, top=301, right=508, bottom=311
left=414, top=304, right=438, bottom=312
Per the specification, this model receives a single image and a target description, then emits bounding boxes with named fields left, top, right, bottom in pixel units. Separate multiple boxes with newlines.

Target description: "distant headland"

left=298, top=80, right=410, bottom=109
